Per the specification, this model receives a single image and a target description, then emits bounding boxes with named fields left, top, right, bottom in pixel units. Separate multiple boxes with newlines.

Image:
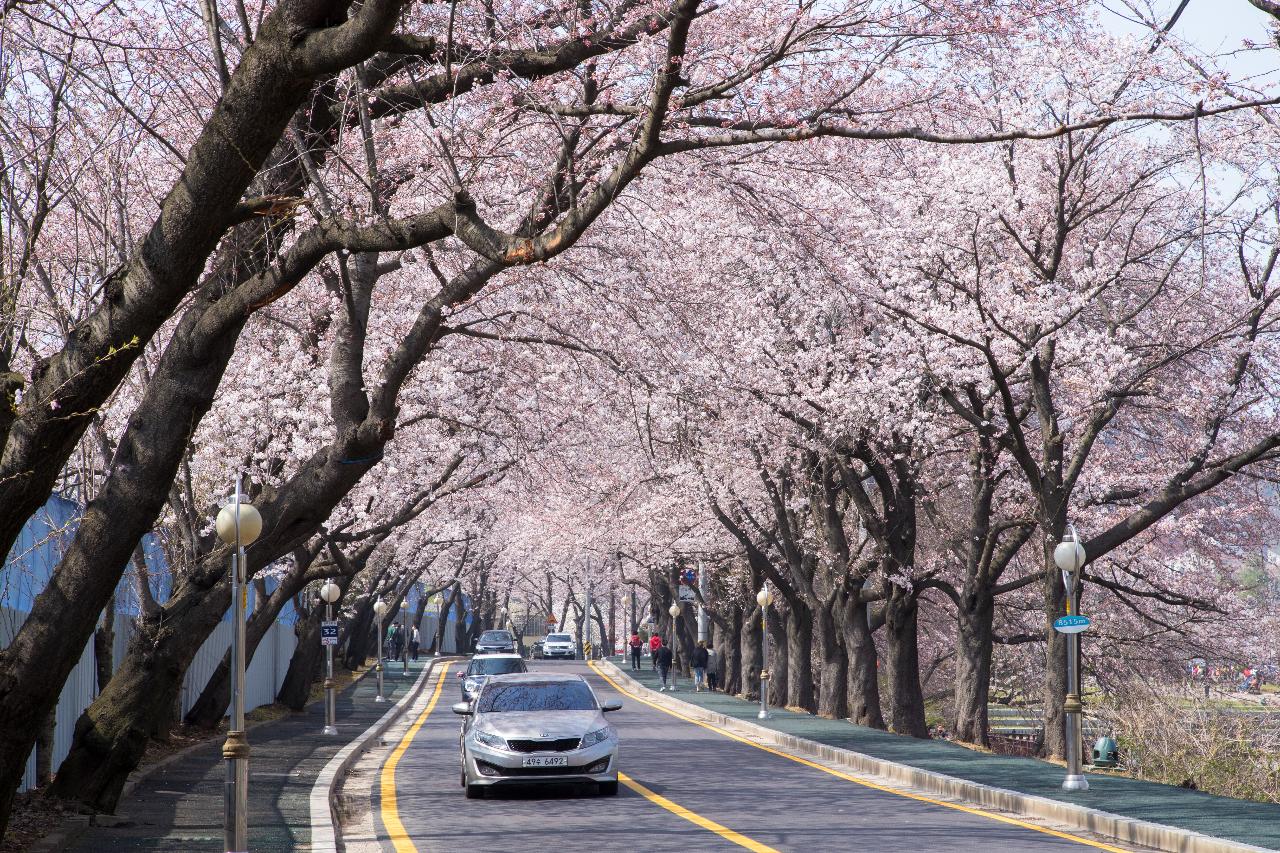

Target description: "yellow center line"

left=588, top=661, right=1132, bottom=853
left=381, top=661, right=452, bottom=853
left=619, top=771, right=780, bottom=852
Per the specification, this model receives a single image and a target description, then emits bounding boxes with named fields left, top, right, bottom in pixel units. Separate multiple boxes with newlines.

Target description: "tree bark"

left=815, top=597, right=847, bottom=719
left=278, top=606, right=327, bottom=712
left=766, top=607, right=788, bottom=709
left=34, top=712, right=54, bottom=788
left=48, top=579, right=229, bottom=812
left=783, top=602, right=815, bottom=713
left=93, top=602, right=116, bottom=695
left=884, top=585, right=928, bottom=738
left=951, top=590, right=995, bottom=746
left=840, top=590, right=884, bottom=728
left=740, top=604, right=761, bottom=700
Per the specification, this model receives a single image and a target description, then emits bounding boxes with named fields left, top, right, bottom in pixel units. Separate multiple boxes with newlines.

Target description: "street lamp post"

left=1054, top=526, right=1089, bottom=792
left=668, top=602, right=680, bottom=690
left=215, top=477, right=262, bottom=853
left=318, top=580, right=341, bottom=734
left=373, top=598, right=388, bottom=703
left=756, top=583, right=772, bottom=720
left=401, top=591, right=409, bottom=676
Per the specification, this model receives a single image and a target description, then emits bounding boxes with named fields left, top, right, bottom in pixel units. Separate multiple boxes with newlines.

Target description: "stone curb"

left=598, top=660, right=1274, bottom=853
left=309, top=657, right=460, bottom=853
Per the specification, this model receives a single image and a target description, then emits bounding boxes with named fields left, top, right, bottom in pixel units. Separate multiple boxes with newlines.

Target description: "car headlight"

left=472, top=729, right=507, bottom=750
left=579, top=727, right=613, bottom=748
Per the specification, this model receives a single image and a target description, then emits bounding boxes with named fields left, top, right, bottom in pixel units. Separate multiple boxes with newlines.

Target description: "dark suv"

left=474, top=629, right=517, bottom=654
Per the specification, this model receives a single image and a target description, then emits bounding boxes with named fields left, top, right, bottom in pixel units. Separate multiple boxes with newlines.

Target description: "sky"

left=1100, top=0, right=1279, bottom=88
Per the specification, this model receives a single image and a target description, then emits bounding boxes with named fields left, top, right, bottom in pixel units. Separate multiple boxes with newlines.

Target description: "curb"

left=598, top=660, right=1274, bottom=853
left=309, top=657, right=457, bottom=853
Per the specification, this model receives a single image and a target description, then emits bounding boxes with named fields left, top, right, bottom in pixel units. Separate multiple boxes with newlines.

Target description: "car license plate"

left=522, top=756, right=568, bottom=767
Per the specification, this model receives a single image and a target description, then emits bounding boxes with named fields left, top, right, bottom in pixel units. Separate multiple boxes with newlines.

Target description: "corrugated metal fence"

left=4, top=607, right=297, bottom=792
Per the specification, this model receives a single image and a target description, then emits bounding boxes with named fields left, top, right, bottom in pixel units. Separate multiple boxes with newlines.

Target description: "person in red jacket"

left=648, top=633, right=662, bottom=671
left=629, top=633, right=643, bottom=670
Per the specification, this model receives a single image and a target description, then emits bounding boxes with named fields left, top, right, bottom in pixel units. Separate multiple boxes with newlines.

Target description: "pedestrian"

left=706, top=645, right=719, bottom=691
left=691, top=640, right=709, bottom=692
left=390, top=623, right=403, bottom=661
left=409, top=625, right=420, bottom=661
left=629, top=632, right=643, bottom=670
left=384, top=622, right=396, bottom=660
left=649, top=633, right=662, bottom=671
left=655, top=640, right=675, bottom=691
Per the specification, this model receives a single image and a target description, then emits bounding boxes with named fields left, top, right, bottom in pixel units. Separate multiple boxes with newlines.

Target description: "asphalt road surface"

left=375, top=659, right=1125, bottom=853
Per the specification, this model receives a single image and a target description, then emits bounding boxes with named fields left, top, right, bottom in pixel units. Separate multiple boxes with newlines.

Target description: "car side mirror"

left=456, top=671, right=466, bottom=678
left=452, top=702, right=472, bottom=716
left=601, top=701, right=622, bottom=712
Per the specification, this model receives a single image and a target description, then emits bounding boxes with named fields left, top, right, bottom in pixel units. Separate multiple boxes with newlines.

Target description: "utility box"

left=1091, top=735, right=1119, bottom=768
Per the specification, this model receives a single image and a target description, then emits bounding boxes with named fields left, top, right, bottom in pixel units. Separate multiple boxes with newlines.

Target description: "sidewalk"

left=610, top=659, right=1280, bottom=851
left=66, top=659, right=430, bottom=852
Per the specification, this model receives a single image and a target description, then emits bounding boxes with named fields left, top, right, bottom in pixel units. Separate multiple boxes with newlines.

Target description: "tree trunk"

left=277, top=609, right=325, bottom=711
left=952, top=590, right=995, bottom=746
left=766, top=608, right=788, bottom=709
left=842, top=595, right=884, bottom=728
left=1042, top=560, right=1069, bottom=758
left=884, top=586, right=928, bottom=738
left=740, top=604, right=761, bottom=700
left=185, top=580, right=296, bottom=728
left=783, top=603, right=815, bottom=712
left=48, top=580, right=229, bottom=812
left=719, top=603, right=743, bottom=694
left=34, top=712, right=54, bottom=788
left=93, top=603, right=116, bottom=695
left=815, top=598, right=847, bottom=719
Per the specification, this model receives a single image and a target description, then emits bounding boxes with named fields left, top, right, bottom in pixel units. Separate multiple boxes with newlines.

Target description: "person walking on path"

left=649, top=633, right=662, bottom=671
left=629, top=633, right=643, bottom=670
left=706, top=645, right=719, bottom=691
left=655, top=640, right=675, bottom=691
left=410, top=625, right=420, bottom=661
left=691, top=640, right=709, bottom=692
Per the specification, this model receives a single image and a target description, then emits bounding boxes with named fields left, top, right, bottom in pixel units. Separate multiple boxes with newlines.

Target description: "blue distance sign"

left=1053, top=615, right=1091, bottom=634
left=320, top=620, right=339, bottom=646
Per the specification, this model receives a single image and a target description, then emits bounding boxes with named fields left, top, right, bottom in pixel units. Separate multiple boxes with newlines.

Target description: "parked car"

left=531, top=640, right=545, bottom=659
left=541, top=632, right=575, bottom=660
left=458, top=653, right=528, bottom=701
left=474, top=629, right=517, bottom=655
left=454, top=673, right=621, bottom=798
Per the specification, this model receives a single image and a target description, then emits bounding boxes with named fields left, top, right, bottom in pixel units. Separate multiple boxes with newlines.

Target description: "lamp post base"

left=1062, top=774, right=1089, bottom=791
left=323, top=725, right=339, bottom=736
left=757, top=709, right=772, bottom=720
left=374, top=695, right=387, bottom=703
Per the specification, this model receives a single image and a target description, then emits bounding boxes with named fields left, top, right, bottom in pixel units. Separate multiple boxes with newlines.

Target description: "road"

left=374, top=659, right=1133, bottom=853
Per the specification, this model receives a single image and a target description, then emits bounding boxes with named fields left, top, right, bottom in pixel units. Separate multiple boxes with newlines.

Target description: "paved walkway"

left=67, top=659, right=429, bottom=852
left=611, top=659, right=1280, bottom=851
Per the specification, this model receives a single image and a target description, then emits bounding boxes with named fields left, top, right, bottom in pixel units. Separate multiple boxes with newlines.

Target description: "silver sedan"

left=454, top=672, right=621, bottom=798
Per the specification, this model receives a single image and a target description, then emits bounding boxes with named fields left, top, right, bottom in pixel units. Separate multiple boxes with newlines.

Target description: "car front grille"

left=477, top=760, right=598, bottom=778
left=506, top=737, right=581, bottom=753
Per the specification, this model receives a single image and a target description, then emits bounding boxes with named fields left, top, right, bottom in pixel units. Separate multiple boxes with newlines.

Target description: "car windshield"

left=479, top=631, right=512, bottom=642
left=477, top=680, right=597, bottom=713
left=545, top=634, right=571, bottom=643
left=468, top=658, right=526, bottom=676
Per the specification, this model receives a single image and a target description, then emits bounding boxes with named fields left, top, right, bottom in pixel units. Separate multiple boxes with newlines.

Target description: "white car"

left=541, top=632, right=576, bottom=660
left=458, top=653, right=527, bottom=702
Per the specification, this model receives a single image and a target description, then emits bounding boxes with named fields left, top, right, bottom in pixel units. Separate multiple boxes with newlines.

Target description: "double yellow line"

left=589, top=661, right=1132, bottom=853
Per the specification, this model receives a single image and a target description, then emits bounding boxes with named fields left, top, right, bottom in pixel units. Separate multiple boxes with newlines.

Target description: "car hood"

left=474, top=710, right=604, bottom=739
